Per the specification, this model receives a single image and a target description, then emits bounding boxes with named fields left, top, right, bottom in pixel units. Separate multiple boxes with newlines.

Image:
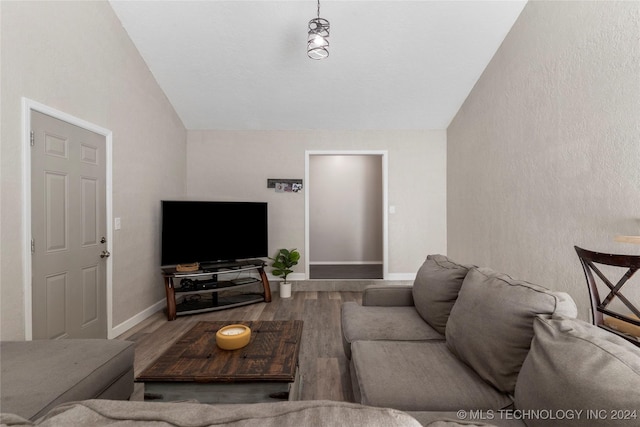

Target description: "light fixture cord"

left=317, top=0, right=321, bottom=19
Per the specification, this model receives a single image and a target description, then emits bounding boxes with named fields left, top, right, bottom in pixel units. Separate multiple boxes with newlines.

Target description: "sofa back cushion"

left=515, top=315, right=640, bottom=427
left=412, top=255, right=471, bottom=335
left=446, top=267, right=577, bottom=394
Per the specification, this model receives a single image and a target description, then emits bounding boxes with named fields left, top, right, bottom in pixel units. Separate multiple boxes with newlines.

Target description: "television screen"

left=161, top=201, right=268, bottom=266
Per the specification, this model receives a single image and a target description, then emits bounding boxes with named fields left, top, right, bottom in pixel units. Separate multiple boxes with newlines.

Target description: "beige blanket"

left=1, top=399, right=421, bottom=426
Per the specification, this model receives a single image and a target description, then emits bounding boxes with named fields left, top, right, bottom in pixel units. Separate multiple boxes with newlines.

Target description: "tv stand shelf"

left=161, top=259, right=271, bottom=321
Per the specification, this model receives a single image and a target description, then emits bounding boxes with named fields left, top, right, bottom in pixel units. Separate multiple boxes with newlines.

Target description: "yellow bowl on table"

left=215, top=324, right=252, bottom=350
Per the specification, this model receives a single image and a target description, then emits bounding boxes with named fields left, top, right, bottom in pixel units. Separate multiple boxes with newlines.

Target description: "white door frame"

left=22, top=98, right=113, bottom=340
left=305, top=150, right=389, bottom=280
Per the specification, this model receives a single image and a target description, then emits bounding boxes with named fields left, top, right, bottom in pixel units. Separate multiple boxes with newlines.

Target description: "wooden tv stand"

left=161, top=259, right=271, bottom=321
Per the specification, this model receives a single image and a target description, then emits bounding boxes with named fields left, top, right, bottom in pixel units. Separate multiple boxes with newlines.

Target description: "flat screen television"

left=161, top=201, right=268, bottom=267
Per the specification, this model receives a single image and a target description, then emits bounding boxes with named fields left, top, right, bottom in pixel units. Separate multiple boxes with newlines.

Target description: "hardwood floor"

left=309, top=264, right=383, bottom=279
left=116, top=291, right=362, bottom=402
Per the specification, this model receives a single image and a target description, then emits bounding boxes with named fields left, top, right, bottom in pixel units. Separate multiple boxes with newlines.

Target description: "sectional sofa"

left=2, top=255, right=639, bottom=426
left=341, top=254, right=640, bottom=426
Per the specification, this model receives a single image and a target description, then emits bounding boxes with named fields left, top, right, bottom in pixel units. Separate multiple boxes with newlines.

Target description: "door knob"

left=101, top=237, right=106, bottom=244
left=100, top=250, right=111, bottom=259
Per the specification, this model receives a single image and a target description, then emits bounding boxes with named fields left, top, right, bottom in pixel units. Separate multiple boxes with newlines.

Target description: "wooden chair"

left=574, top=246, right=640, bottom=347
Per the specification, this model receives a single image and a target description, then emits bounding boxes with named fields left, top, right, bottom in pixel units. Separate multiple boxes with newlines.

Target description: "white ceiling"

left=109, top=1, right=527, bottom=130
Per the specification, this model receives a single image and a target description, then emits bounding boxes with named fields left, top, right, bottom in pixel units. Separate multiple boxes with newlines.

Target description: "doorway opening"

left=305, top=151, right=388, bottom=280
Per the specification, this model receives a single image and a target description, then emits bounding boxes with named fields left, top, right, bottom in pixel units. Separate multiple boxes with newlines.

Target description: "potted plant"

left=269, top=248, right=300, bottom=298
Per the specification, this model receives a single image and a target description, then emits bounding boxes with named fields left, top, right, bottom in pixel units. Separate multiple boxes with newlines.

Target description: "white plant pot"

left=280, top=282, right=292, bottom=298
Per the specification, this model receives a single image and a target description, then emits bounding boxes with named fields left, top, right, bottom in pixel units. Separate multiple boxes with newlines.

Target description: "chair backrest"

left=574, top=246, right=640, bottom=347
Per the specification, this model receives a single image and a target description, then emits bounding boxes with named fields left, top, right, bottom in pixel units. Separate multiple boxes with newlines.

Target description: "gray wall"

left=447, top=1, right=640, bottom=320
left=1, top=3, right=447, bottom=340
left=1, top=1, right=187, bottom=340
left=309, top=155, right=383, bottom=264
left=186, top=130, right=447, bottom=277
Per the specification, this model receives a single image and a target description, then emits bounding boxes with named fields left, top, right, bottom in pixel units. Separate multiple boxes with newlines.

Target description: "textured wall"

left=186, top=130, right=447, bottom=277
left=448, top=1, right=640, bottom=320
left=1, top=1, right=187, bottom=339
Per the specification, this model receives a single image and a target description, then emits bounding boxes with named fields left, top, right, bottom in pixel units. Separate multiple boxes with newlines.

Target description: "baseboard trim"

left=268, top=272, right=415, bottom=282
left=109, top=299, right=165, bottom=339
left=282, top=279, right=414, bottom=292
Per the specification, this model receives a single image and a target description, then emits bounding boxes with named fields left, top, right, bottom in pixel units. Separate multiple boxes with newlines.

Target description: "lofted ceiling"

left=109, top=1, right=527, bottom=130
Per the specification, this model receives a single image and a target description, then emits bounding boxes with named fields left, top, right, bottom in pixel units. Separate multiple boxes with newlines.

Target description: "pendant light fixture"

left=307, top=0, right=329, bottom=60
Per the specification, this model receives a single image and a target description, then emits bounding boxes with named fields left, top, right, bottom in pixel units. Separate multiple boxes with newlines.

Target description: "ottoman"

left=0, top=339, right=134, bottom=420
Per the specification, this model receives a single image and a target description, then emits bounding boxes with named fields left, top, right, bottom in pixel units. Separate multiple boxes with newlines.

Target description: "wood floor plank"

left=310, top=264, right=383, bottom=280
left=304, top=291, right=318, bottom=300
left=328, top=291, right=342, bottom=300
left=299, top=298, right=320, bottom=400
left=314, top=358, right=338, bottom=400
left=117, top=291, right=356, bottom=403
left=317, top=295, right=344, bottom=358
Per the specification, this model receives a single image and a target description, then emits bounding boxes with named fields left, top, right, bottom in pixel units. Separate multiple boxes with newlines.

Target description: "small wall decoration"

left=268, top=179, right=303, bottom=193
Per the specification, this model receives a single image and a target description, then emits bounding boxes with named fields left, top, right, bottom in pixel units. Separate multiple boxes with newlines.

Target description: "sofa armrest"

left=362, top=285, right=414, bottom=306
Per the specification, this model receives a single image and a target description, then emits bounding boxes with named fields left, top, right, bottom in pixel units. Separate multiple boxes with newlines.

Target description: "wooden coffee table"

left=136, top=320, right=303, bottom=404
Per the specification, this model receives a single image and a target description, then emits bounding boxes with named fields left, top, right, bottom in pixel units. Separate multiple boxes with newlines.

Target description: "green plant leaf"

left=270, top=248, right=301, bottom=279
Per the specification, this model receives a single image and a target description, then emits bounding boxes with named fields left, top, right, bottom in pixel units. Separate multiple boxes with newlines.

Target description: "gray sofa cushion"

left=0, top=339, right=134, bottom=420
left=363, top=284, right=415, bottom=306
left=446, top=267, right=577, bottom=395
left=350, top=340, right=512, bottom=411
left=412, top=255, right=471, bottom=335
left=514, top=316, right=640, bottom=427
left=3, top=399, right=422, bottom=427
left=341, top=302, right=444, bottom=359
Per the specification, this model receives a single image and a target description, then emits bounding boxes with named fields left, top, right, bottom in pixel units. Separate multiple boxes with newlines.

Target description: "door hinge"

left=31, top=238, right=35, bottom=254
left=30, top=131, right=35, bottom=147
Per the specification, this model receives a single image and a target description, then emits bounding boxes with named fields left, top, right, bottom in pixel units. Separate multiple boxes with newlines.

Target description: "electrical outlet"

left=114, top=217, right=121, bottom=230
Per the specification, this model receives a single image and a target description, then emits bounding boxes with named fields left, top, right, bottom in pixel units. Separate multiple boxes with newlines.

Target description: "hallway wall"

left=186, top=130, right=447, bottom=279
left=309, top=155, right=383, bottom=264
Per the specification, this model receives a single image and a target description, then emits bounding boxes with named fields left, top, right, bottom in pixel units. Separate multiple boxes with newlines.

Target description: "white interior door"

left=30, top=111, right=108, bottom=339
